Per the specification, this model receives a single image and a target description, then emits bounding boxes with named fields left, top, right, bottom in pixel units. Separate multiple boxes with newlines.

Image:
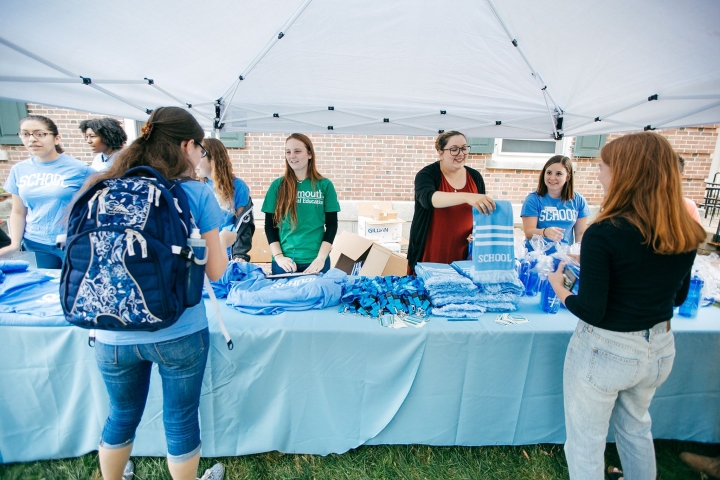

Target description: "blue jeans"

left=22, top=238, right=64, bottom=269
left=563, top=320, right=675, bottom=480
left=271, top=256, right=330, bottom=275
left=95, top=328, right=210, bottom=462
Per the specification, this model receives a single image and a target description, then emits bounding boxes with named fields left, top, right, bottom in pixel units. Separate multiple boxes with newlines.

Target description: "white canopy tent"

left=1, top=0, right=719, bottom=139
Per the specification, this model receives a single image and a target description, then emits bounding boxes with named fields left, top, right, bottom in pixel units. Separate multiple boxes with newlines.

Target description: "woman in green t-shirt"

left=261, top=133, right=341, bottom=275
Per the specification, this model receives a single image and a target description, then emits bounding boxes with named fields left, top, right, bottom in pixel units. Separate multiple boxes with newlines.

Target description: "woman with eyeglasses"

left=407, top=130, right=495, bottom=273
left=196, top=138, right=255, bottom=261
left=0, top=115, right=91, bottom=268
left=520, top=155, right=589, bottom=252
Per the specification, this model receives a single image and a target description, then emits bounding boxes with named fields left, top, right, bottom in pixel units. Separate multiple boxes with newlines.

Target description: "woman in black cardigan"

left=407, top=131, right=495, bottom=272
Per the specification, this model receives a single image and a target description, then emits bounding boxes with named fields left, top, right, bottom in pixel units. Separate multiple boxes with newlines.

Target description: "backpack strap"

left=203, top=274, right=233, bottom=350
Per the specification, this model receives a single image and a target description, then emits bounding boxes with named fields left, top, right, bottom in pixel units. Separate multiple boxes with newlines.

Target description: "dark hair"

left=435, top=130, right=466, bottom=152
left=202, top=138, right=236, bottom=212
left=537, top=155, right=575, bottom=201
left=678, top=155, right=685, bottom=174
left=92, top=106, right=204, bottom=183
left=79, top=118, right=127, bottom=150
left=19, top=115, right=64, bottom=153
left=274, top=133, right=324, bottom=228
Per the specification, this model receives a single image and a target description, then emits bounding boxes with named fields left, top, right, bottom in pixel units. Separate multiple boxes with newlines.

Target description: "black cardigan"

left=407, top=161, right=486, bottom=271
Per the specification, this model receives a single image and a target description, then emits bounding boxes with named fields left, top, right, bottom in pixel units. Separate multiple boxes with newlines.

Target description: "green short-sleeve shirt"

left=261, top=177, right=341, bottom=264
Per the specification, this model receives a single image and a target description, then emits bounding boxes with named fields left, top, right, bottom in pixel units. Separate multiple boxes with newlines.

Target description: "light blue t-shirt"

left=96, top=180, right=224, bottom=346
left=207, top=177, right=251, bottom=231
left=520, top=191, right=589, bottom=248
left=3, top=154, right=92, bottom=245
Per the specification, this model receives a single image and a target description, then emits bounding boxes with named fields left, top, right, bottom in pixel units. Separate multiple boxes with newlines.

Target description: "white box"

left=379, top=242, right=401, bottom=254
left=357, top=216, right=403, bottom=243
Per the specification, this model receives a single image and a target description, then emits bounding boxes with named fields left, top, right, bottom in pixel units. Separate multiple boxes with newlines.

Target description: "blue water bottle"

left=678, top=273, right=704, bottom=318
left=540, top=279, right=560, bottom=314
left=185, top=228, right=207, bottom=306
left=524, top=258, right=541, bottom=297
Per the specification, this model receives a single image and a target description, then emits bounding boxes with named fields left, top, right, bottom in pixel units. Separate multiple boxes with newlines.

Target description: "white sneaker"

left=122, top=459, right=135, bottom=480
left=198, top=462, right=225, bottom=480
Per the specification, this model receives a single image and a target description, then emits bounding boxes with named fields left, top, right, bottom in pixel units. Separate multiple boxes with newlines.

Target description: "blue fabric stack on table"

left=415, top=262, right=486, bottom=318
left=452, top=260, right=523, bottom=312
left=207, top=261, right=348, bottom=315
left=0, top=263, right=68, bottom=326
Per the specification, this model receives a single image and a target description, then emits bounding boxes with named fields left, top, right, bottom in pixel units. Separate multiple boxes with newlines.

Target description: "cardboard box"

left=248, top=225, right=272, bottom=263
left=358, top=201, right=398, bottom=221
left=330, top=230, right=407, bottom=277
left=357, top=216, right=404, bottom=243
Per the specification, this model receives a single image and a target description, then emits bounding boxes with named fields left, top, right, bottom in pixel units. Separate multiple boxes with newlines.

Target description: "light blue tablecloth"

left=0, top=298, right=718, bottom=463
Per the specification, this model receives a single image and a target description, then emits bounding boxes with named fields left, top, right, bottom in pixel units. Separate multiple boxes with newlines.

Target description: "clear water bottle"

left=540, top=279, right=560, bottom=314
left=185, top=228, right=207, bottom=306
left=678, top=273, right=704, bottom=318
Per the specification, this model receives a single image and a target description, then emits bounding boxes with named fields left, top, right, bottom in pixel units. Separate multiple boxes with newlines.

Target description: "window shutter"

left=0, top=100, right=28, bottom=145
left=467, top=137, right=495, bottom=154
left=573, top=135, right=606, bottom=158
left=219, top=131, right=245, bottom=149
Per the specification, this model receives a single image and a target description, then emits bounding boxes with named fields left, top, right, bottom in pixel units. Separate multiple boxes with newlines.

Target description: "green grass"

left=1, top=441, right=717, bottom=479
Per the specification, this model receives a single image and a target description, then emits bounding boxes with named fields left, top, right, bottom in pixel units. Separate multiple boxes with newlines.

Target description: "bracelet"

left=274, top=253, right=284, bottom=258
left=542, top=228, right=547, bottom=237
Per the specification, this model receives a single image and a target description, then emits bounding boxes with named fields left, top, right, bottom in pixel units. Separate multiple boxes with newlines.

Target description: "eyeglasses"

left=442, top=145, right=471, bottom=156
left=17, top=132, right=51, bottom=140
left=197, top=143, right=208, bottom=158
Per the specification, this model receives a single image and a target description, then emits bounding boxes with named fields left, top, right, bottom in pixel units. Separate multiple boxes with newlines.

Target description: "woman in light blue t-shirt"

left=1, top=115, right=91, bottom=268
left=196, top=137, right=254, bottom=260
left=520, top=155, right=589, bottom=251
left=84, top=107, right=228, bottom=480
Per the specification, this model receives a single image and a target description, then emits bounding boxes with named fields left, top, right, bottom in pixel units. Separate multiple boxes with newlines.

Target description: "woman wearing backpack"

left=196, top=137, right=254, bottom=260
left=0, top=115, right=91, bottom=268
left=87, top=107, right=227, bottom=480
left=548, top=132, right=706, bottom=480
left=262, top=133, right=340, bottom=275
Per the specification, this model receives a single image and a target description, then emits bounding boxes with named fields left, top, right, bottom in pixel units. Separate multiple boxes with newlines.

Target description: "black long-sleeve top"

left=565, top=218, right=697, bottom=332
left=407, top=161, right=485, bottom=271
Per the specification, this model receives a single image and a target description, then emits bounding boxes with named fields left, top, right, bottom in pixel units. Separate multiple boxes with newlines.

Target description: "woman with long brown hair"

left=261, top=133, right=340, bottom=275
left=86, top=107, right=227, bottom=480
left=196, top=138, right=254, bottom=260
left=520, top=155, right=589, bottom=252
left=548, top=132, right=706, bottom=480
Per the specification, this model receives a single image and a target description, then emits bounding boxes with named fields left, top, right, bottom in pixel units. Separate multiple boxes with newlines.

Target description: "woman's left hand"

left=304, top=256, right=327, bottom=274
left=548, top=260, right=567, bottom=291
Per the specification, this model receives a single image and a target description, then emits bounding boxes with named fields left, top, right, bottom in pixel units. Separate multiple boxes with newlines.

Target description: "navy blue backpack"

left=61, top=166, right=200, bottom=331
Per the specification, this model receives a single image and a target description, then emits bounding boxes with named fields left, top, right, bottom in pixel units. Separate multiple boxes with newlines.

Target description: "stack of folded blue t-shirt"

left=415, top=262, right=486, bottom=318
left=208, top=262, right=348, bottom=315
left=452, top=260, right=522, bottom=312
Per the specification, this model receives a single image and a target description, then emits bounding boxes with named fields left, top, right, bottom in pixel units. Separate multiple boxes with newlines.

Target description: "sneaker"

left=198, top=462, right=225, bottom=480
left=122, top=459, right=135, bottom=480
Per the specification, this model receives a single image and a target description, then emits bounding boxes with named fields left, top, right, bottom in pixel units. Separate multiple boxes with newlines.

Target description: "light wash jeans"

left=563, top=319, right=675, bottom=480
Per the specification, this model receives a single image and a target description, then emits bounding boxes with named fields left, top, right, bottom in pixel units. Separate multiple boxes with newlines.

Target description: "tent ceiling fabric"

left=1, top=0, right=719, bottom=139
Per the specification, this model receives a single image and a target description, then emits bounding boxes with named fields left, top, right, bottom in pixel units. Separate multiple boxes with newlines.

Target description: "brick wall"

left=1, top=105, right=716, bottom=207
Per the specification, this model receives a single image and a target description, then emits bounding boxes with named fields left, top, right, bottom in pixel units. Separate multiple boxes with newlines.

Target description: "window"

left=485, top=137, right=571, bottom=170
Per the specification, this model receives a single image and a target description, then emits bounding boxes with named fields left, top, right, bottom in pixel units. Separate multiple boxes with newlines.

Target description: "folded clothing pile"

left=340, top=275, right=431, bottom=317
left=452, top=260, right=522, bottom=312
left=415, top=262, right=486, bottom=318
left=208, top=262, right=348, bottom=315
